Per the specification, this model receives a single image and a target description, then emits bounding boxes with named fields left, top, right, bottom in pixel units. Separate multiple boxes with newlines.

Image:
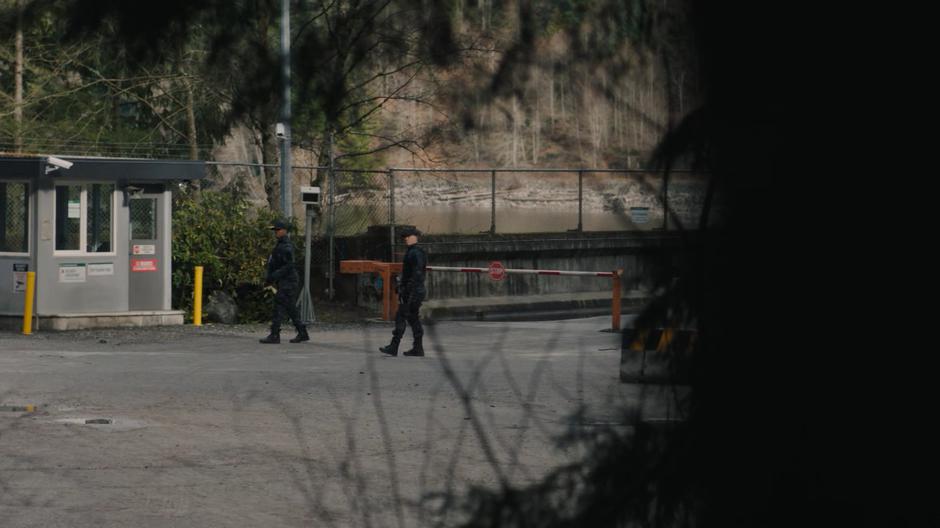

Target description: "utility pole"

left=327, top=130, right=336, bottom=300
left=278, top=0, right=292, bottom=218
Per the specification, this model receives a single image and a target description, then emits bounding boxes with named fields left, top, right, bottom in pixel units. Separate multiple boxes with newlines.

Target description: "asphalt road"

left=1, top=316, right=682, bottom=527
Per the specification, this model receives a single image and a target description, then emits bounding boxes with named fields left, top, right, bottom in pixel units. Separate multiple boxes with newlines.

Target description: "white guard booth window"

left=1, top=181, right=30, bottom=254
left=54, top=183, right=115, bottom=253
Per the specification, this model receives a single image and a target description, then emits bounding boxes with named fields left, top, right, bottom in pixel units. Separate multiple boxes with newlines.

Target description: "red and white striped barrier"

left=423, top=265, right=624, bottom=330
left=340, top=259, right=625, bottom=330
left=425, top=266, right=616, bottom=277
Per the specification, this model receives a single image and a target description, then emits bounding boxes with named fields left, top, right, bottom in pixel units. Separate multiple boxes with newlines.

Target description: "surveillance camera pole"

left=297, top=205, right=316, bottom=324
left=278, top=0, right=292, bottom=219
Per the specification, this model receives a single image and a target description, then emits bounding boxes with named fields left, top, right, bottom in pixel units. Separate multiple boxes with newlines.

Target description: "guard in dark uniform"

left=380, top=227, right=427, bottom=357
left=260, top=219, right=310, bottom=344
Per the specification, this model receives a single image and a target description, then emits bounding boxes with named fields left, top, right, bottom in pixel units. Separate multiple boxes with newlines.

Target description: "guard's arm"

left=268, top=244, right=294, bottom=282
left=263, top=257, right=273, bottom=284
left=411, top=248, right=427, bottom=288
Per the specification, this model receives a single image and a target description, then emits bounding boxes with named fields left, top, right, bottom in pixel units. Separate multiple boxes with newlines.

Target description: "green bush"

left=172, top=188, right=303, bottom=323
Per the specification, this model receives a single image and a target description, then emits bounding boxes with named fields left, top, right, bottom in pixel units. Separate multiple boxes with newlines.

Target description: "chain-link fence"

left=328, top=170, right=390, bottom=236
left=386, top=168, right=710, bottom=236
left=206, top=164, right=708, bottom=236
left=204, top=162, right=710, bottom=299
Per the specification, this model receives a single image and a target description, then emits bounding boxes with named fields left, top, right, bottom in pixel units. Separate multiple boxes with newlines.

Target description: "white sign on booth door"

left=133, top=244, right=156, bottom=255
left=13, top=263, right=27, bottom=292
left=59, top=263, right=87, bottom=282
left=13, top=272, right=26, bottom=292
left=67, top=200, right=81, bottom=219
left=88, top=262, right=115, bottom=276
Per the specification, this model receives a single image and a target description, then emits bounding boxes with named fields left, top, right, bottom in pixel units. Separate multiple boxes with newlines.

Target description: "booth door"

left=128, top=192, right=165, bottom=310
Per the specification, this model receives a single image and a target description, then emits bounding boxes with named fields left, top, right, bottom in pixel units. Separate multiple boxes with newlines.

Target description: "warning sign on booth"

left=131, top=259, right=158, bottom=272
left=13, top=263, right=28, bottom=292
left=59, top=263, right=87, bottom=282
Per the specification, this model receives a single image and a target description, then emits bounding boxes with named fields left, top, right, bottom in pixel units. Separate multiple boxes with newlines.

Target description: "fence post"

left=662, top=170, right=669, bottom=230
left=489, top=169, right=496, bottom=234
left=388, top=168, right=396, bottom=262
left=578, top=170, right=584, bottom=232
left=611, top=269, right=623, bottom=331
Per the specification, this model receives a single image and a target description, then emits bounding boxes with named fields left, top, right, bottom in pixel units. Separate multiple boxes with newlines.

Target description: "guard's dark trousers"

left=381, top=292, right=424, bottom=356
left=261, top=285, right=307, bottom=344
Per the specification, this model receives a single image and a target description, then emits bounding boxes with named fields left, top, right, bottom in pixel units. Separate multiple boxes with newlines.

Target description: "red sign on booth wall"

left=131, top=259, right=158, bottom=272
left=488, top=261, right=506, bottom=281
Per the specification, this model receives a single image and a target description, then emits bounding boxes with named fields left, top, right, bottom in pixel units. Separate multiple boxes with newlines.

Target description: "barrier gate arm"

left=341, top=260, right=625, bottom=330
left=424, top=266, right=624, bottom=330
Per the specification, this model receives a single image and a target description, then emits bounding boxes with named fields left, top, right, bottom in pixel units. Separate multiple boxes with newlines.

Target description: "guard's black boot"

left=403, top=338, right=424, bottom=357
left=259, top=330, right=280, bottom=344
left=290, top=325, right=310, bottom=343
left=379, top=339, right=400, bottom=356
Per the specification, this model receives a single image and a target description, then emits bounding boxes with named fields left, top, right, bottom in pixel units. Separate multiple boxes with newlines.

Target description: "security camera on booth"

left=45, top=156, right=73, bottom=174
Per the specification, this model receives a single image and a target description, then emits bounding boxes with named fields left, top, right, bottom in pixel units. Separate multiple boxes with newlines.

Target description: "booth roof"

left=0, top=154, right=205, bottom=181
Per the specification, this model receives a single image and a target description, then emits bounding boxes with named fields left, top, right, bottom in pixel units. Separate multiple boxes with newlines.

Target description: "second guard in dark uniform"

left=380, top=227, right=427, bottom=357
left=260, top=219, right=310, bottom=344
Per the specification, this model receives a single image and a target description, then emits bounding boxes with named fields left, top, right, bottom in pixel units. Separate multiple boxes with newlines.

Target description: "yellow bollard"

left=193, top=266, right=203, bottom=326
left=22, top=271, right=35, bottom=335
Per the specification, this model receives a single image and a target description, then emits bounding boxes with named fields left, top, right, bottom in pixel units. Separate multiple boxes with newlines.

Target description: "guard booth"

left=0, top=155, right=204, bottom=330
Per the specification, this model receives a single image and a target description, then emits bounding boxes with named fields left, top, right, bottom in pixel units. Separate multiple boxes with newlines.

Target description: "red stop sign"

left=488, top=261, right=506, bottom=281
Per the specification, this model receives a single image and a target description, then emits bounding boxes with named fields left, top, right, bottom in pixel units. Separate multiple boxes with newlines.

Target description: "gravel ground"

left=19, top=320, right=374, bottom=344
left=1, top=316, right=680, bottom=527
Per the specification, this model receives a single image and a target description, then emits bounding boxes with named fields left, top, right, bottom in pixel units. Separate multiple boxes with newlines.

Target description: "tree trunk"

left=549, top=67, right=555, bottom=128
left=257, top=124, right=279, bottom=210
left=575, top=98, right=585, bottom=164
left=184, top=75, right=199, bottom=160
left=14, top=0, right=24, bottom=152
left=617, top=86, right=624, bottom=148
left=533, top=84, right=540, bottom=164
left=473, top=130, right=480, bottom=162
left=511, top=97, right=518, bottom=166
left=639, top=82, right=645, bottom=149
